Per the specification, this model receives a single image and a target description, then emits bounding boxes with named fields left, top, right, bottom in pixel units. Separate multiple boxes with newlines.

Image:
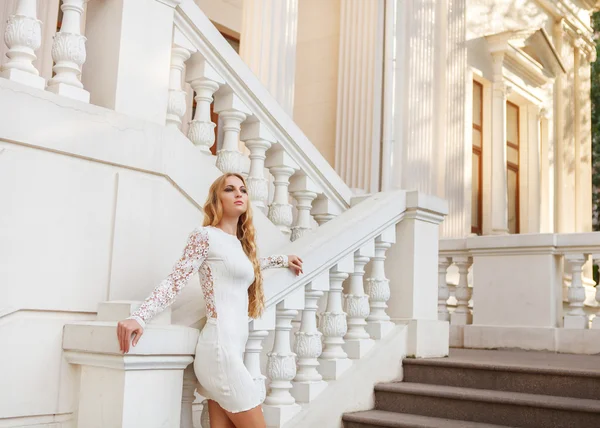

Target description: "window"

left=471, top=81, right=483, bottom=235
left=506, top=101, right=520, bottom=234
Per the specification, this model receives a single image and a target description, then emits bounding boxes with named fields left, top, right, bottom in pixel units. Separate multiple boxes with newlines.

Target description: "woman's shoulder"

left=187, top=226, right=211, bottom=246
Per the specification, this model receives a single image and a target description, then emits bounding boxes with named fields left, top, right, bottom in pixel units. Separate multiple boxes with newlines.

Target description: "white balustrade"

left=213, top=91, right=251, bottom=174
left=47, top=0, right=90, bottom=102
left=365, top=228, right=396, bottom=339
left=564, top=253, right=588, bottom=329
left=319, top=256, right=354, bottom=380
left=165, top=46, right=192, bottom=129
left=292, top=284, right=327, bottom=402
left=263, top=302, right=301, bottom=426
left=438, top=257, right=452, bottom=322
left=265, top=145, right=298, bottom=237
left=450, top=256, right=472, bottom=326
left=244, top=329, right=269, bottom=403
left=1, top=0, right=45, bottom=89
left=343, top=244, right=375, bottom=358
left=240, top=121, right=275, bottom=210
left=185, top=55, right=223, bottom=152
left=289, top=174, right=319, bottom=241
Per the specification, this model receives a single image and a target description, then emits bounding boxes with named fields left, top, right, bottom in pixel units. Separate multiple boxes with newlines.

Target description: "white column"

left=365, top=228, right=396, bottom=339
left=450, top=256, right=472, bottom=325
left=1, top=0, right=45, bottom=89
left=292, top=286, right=327, bottom=402
left=265, top=145, right=298, bottom=237
left=240, top=121, right=275, bottom=210
left=563, top=254, right=588, bottom=329
left=47, top=0, right=90, bottom=102
left=438, top=257, right=451, bottom=322
left=441, top=0, right=469, bottom=238
left=488, top=48, right=509, bottom=234
left=213, top=91, right=251, bottom=174
left=244, top=329, right=269, bottom=404
left=82, top=0, right=180, bottom=124
left=334, top=0, right=384, bottom=193
left=239, top=0, right=298, bottom=115
left=180, top=366, right=196, bottom=428
left=383, top=191, right=449, bottom=357
left=319, top=257, right=354, bottom=380
left=526, top=104, right=542, bottom=233
left=166, top=47, right=191, bottom=129
left=263, top=303, right=301, bottom=427
left=289, top=174, right=319, bottom=241
left=343, top=243, right=375, bottom=359
left=391, top=0, right=446, bottom=198
left=185, top=54, right=224, bottom=153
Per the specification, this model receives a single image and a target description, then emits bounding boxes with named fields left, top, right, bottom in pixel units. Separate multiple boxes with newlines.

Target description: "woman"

left=116, top=173, right=303, bottom=428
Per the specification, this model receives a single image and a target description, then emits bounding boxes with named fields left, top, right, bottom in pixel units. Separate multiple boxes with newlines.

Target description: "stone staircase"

left=343, top=349, right=600, bottom=428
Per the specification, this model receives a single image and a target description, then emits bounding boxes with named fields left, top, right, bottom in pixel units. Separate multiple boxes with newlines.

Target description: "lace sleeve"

left=260, top=255, right=288, bottom=271
left=128, top=228, right=210, bottom=328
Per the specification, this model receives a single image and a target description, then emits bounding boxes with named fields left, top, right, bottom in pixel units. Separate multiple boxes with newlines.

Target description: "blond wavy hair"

left=202, top=173, right=264, bottom=318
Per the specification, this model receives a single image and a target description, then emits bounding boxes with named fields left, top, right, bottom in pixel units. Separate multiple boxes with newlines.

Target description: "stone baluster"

left=344, top=243, right=375, bottom=359
left=213, top=91, right=251, bottom=174
left=451, top=256, right=472, bottom=325
left=564, top=254, right=588, bottom=329
left=185, top=55, right=224, bottom=152
left=265, top=145, right=298, bottom=237
left=292, top=273, right=329, bottom=403
left=319, top=255, right=354, bottom=380
left=289, top=174, right=320, bottom=241
left=263, top=299, right=301, bottom=427
left=165, top=46, right=192, bottom=129
left=180, top=365, right=197, bottom=428
left=592, top=254, right=600, bottom=329
left=1, top=0, right=45, bottom=89
left=244, top=329, right=269, bottom=404
left=311, top=195, right=341, bottom=226
left=200, top=401, right=210, bottom=428
left=438, top=257, right=452, bottom=322
left=47, top=0, right=90, bottom=102
left=365, top=227, right=396, bottom=339
left=240, top=121, right=274, bottom=210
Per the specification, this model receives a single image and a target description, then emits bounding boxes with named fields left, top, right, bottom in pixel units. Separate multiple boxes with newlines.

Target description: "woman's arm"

left=260, top=255, right=303, bottom=276
left=128, top=227, right=210, bottom=328
left=259, top=255, right=289, bottom=271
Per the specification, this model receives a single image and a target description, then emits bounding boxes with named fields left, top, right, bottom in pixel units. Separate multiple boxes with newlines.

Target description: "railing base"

left=317, top=358, right=353, bottom=380
left=291, top=380, right=327, bottom=403
left=1, top=68, right=45, bottom=89
left=366, top=320, right=395, bottom=340
left=343, top=338, right=375, bottom=359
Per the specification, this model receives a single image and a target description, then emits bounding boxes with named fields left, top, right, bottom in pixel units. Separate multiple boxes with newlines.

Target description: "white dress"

left=129, top=226, right=288, bottom=413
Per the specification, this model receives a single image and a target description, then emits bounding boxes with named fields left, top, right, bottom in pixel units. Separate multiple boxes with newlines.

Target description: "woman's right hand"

left=116, top=319, right=143, bottom=354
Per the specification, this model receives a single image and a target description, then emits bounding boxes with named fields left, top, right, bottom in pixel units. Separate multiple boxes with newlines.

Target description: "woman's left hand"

left=288, top=255, right=303, bottom=276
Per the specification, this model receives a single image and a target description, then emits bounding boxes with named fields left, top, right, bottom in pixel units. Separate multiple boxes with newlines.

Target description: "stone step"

left=343, top=410, right=515, bottom=428
left=403, top=353, right=600, bottom=400
left=374, top=382, right=600, bottom=428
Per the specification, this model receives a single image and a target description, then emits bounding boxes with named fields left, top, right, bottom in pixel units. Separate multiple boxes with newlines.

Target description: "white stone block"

left=317, top=358, right=352, bottom=381
left=401, top=319, right=449, bottom=358
left=262, top=403, right=301, bottom=428
left=563, top=315, right=589, bottom=330
left=47, top=82, right=91, bottom=103
left=291, top=380, right=327, bottom=403
left=0, top=68, right=45, bottom=89
left=343, top=338, right=374, bottom=359
left=366, top=321, right=395, bottom=340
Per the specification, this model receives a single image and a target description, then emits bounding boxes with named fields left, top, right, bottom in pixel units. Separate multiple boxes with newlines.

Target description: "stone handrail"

left=439, top=233, right=600, bottom=353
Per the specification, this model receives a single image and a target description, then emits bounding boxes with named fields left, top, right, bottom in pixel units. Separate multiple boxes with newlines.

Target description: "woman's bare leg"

left=207, top=400, right=235, bottom=428
left=225, top=405, right=266, bottom=428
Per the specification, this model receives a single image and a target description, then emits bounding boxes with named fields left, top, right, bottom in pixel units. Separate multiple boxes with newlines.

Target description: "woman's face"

left=219, top=175, right=248, bottom=217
